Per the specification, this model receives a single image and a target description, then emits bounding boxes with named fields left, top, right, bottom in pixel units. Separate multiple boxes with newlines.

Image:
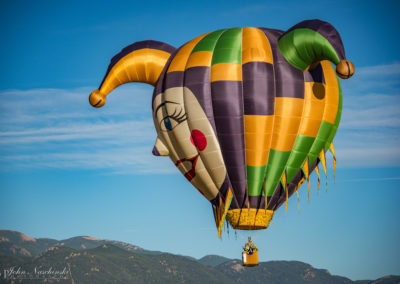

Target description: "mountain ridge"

left=0, top=229, right=398, bottom=284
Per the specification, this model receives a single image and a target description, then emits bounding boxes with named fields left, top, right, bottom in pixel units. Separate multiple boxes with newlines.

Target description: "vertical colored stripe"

left=320, top=60, right=339, bottom=124
left=308, top=61, right=339, bottom=165
left=186, top=51, right=213, bottom=68
left=247, top=165, right=267, bottom=196
left=308, top=120, right=333, bottom=165
left=242, top=27, right=273, bottom=64
left=260, top=28, right=306, bottom=198
left=167, top=33, right=208, bottom=73
left=211, top=63, right=242, bottom=81
left=185, top=30, right=240, bottom=209
left=211, top=81, right=247, bottom=205
left=242, top=62, right=275, bottom=115
left=325, top=77, right=342, bottom=151
left=285, top=67, right=326, bottom=183
left=210, top=28, right=247, bottom=207
left=191, top=30, right=226, bottom=53
left=244, top=115, right=274, bottom=166
left=298, top=82, right=326, bottom=137
left=270, top=97, right=304, bottom=152
left=241, top=28, right=276, bottom=200
left=285, top=134, right=315, bottom=183
left=265, top=149, right=291, bottom=196
left=211, top=28, right=242, bottom=65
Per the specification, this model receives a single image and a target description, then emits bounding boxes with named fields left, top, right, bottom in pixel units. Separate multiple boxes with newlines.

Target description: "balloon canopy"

left=89, top=20, right=354, bottom=237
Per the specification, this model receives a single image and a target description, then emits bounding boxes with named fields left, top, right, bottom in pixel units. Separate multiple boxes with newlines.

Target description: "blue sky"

left=0, top=0, right=399, bottom=281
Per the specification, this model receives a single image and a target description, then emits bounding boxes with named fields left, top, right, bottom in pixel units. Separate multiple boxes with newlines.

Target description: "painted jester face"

left=152, top=87, right=226, bottom=201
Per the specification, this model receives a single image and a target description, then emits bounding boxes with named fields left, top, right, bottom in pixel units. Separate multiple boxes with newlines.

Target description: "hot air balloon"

left=89, top=19, right=354, bottom=237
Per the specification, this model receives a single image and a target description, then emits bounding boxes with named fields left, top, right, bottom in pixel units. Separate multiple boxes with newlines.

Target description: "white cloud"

left=335, top=146, right=400, bottom=167
left=0, top=85, right=177, bottom=174
left=356, top=62, right=400, bottom=77
left=333, top=62, right=400, bottom=167
left=342, top=62, right=399, bottom=95
left=0, top=63, right=399, bottom=172
left=0, top=147, right=176, bottom=174
left=0, top=120, right=154, bottom=144
left=341, top=94, right=400, bottom=128
left=338, top=177, right=400, bottom=183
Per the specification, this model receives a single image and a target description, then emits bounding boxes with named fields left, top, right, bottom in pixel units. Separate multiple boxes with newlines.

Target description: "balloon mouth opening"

left=233, top=225, right=267, bottom=230
left=226, top=209, right=274, bottom=230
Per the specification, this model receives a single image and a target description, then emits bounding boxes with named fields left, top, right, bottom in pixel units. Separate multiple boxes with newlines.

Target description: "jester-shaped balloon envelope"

left=89, top=20, right=354, bottom=237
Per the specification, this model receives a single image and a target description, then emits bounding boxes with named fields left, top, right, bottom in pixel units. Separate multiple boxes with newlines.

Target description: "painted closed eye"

left=160, top=106, right=188, bottom=131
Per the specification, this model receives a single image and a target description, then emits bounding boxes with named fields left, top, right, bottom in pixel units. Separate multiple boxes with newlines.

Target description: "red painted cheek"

left=190, top=129, right=207, bottom=151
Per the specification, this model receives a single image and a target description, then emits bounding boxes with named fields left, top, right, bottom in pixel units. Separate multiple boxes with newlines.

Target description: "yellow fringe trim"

left=319, top=150, right=327, bottom=176
left=226, top=209, right=274, bottom=230
left=216, top=188, right=233, bottom=238
left=295, top=189, right=300, bottom=212
left=264, top=185, right=268, bottom=210
left=303, top=158, right=310, bottom=201
left=282, top=171, right=288, bottom=213
left=293, top=177, right=305, bottom=212
left=329, top=143, right=337, bottom=182
left=315, top=165, right=320, bottom=188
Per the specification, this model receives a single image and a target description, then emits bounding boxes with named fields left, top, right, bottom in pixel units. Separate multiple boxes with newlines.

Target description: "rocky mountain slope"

left=0, top=229, right=398, bottom=284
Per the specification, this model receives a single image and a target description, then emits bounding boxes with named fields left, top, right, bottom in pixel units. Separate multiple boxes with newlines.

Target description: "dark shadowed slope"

left=198, top=254, right=232, bottom=266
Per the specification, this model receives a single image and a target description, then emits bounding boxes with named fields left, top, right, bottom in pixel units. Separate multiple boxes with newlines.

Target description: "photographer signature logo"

left=1, top=266, right=70, bottom=280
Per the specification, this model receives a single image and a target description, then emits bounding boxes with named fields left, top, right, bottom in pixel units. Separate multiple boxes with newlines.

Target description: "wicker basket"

left=242, top=251, right=259, bottom=267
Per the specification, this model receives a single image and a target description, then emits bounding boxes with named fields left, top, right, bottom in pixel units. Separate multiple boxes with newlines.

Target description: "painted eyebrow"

left=154, top=100, right=181, bottom=115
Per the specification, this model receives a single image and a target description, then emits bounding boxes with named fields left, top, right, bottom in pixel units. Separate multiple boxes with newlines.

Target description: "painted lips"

left=175, top=129, right=207, bottom=181
left=175, top=155, right=199, bottom=181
